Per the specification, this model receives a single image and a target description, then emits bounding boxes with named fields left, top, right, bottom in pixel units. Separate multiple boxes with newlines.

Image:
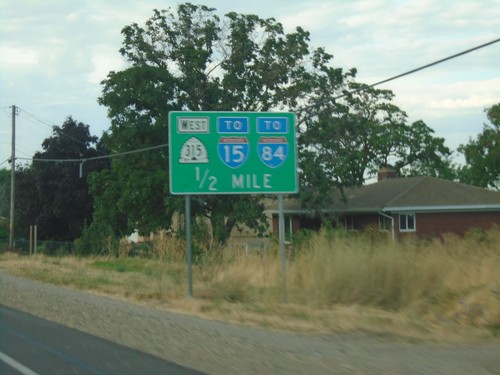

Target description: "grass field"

left=1, top=227, right=499, bottom=342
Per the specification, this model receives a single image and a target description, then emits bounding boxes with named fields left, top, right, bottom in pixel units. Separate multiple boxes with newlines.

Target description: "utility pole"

left=9, top=105, right=16, bottom=250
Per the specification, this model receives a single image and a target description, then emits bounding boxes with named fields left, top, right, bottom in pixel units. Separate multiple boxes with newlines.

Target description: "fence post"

left=29, top=225, right=33, bottom=256
left=34, top=225, right=37, bottom=254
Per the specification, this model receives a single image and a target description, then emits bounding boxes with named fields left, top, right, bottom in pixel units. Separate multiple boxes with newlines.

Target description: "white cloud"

left=0, top=46, right=38, bottom=66
left=66, top=12, right=80, bottom=21
left=393, top=78, right=500, bottom=111
left=88, top=53, right=126, bottom=84
left=279, top=2, right=339, bottom=31
left=429, top=96, right=498, bottom=110
left=0, top=0, right=499, bottom=166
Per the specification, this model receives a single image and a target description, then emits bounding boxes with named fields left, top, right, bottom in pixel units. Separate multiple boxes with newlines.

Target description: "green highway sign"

left=169, top=111, right=298, bottom=194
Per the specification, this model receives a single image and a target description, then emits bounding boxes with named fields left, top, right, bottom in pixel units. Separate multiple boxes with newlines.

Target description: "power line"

left=298, top=37, right=500, bottom=112
left=10, top=106, right=168, bottom=166
left=16, top=143, right=168, bottom=164
left=14, top=151, right=31, bottom=159
left=14, top=110, right=53, bottom=131
left=17, top=107, right=107, bottom=155
left=15, top=149, right=36, bottom=158
left=331, top=37, right=500, bottom=101
left=7, top=38, right=499, bottom=166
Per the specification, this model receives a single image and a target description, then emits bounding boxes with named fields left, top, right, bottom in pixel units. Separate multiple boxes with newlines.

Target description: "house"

left=267, top=171, right=500, bottom=241
left=128, top=171, right=500, bottom=248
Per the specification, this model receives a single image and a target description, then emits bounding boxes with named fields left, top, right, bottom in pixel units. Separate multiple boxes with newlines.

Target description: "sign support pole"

left=170, top=112, right=298, bottom=300
left=278, top=194, right=287, bottom=303
left=185, top=195, right=193, bottom=298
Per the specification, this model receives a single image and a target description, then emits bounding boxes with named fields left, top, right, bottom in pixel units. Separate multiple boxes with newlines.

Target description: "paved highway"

left=0, top=305, right=206, bottom=375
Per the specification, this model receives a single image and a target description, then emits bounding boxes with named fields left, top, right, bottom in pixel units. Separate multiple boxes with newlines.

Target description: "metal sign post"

left=185, top=195, right=193, bottom=298
left=278, top=194, right=287, bottom=303
left=169, top=112, right=298, bottom=299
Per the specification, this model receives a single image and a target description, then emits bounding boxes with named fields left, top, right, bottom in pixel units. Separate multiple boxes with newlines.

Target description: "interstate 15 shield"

left=218, top=136, right=249, bottom=168
left=257, top=136, right=288, bottom=168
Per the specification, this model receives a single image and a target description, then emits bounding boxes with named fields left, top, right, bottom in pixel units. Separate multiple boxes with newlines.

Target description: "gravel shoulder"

left=1, top=270, right=499, bottom=375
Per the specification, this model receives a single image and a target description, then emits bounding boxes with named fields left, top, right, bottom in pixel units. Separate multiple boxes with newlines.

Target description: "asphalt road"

left=2, top=270, right=500, bottom=374
left=0, top=305, right=206, bottom=375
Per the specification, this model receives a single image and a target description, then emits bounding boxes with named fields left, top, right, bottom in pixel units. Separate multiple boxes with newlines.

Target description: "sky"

left=1, top=0, right=499, bottom=169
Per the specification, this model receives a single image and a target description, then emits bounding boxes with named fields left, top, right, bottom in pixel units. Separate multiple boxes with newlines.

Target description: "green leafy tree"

left=0, top=168, right=10, bottom=244
left=458, top=103, right=500, bottom=190
left=93, top=4, right=355, bottom=245
left=12, top=166, right=40, bottom=239
left=299, top=84, right=453, bottom=208
left=0, top=168, right=9, bottom=219
left=393, top=120, right=456, bottom=179
left=92, top=3, right=453, bottom=243
left=15, top=117, right=108, bottom=241
left=0, top=166, right=36, bottom=244
left=300, top=86, right=403, bottom=188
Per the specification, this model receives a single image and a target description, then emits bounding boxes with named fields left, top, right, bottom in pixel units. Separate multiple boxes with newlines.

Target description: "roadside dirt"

left=1, top=270, right=499, bottom=374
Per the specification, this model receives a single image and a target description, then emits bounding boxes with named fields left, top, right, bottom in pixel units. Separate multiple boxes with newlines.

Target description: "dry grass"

left=284, top=228, right=500, bottom=337
left=1, top=227, right=499, bottom=343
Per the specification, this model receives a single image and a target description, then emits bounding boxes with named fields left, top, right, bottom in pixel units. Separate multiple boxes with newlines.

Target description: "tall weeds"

left=190, top=227, right=499, bottom=329
left=13, top=226, right=497, bottom=333
left=287, top=229, right=447, bottom=310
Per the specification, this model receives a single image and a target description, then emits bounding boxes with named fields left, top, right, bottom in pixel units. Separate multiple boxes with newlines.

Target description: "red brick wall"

left=398, top=211, right=500, bottom=238
left=272, top=212, right=500, bottom=240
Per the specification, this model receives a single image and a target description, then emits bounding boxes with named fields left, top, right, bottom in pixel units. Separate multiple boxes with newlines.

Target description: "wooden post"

left=34, top=225, right=37, bottom=254
left=9, top=105, right=16, bottom=250
left=29, top=225, right=33, bottom=255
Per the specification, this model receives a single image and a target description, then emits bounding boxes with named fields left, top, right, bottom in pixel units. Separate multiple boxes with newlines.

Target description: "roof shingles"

left=333, top=177, right=500, bottom=213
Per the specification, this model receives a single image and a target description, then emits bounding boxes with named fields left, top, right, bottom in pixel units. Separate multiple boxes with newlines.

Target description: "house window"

left=344, top=215, right=357, bottom=230
left=274, top=215, right=294, bottom=242
left=378, top=215, right=391, bottom=231
left=399, top=213, right=416, bottom=232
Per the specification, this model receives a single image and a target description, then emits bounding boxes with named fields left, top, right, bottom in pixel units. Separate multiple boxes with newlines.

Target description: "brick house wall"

left=396, top=211, right=500, bottom=238
left=272, top=213, right=381, bottom=235
left=271, top=210, right=500, bottom=241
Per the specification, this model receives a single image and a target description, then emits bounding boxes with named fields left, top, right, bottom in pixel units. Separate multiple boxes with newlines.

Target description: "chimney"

left=378, top=166, right=397, bottom=181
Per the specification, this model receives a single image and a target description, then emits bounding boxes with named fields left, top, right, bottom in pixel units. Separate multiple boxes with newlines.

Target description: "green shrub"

left=74, top=222, right=118, bottom=256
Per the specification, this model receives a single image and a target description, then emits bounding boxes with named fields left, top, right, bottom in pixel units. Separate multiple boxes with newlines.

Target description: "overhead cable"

left=16, top=143, right=168, bottom=164
left=9, top=38, right=500, bottom=165
left=17, top=108, right=107, bottom=155
left=332, top=37, right=500, bottom=101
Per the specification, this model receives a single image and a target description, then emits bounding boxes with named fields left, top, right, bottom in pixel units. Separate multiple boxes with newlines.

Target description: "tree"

left=457, top=104, right=500, bottom=190
left=392, top=120, right=456, bottom=179
left=0, top=168, right=10, bottom=244
left=92, top=3, right=454, bottom=243
left=0, top=168, right=9, bottom=218
left=298, top=83, right=453, bottom=207
left=93, top=4, right=355, bottom=245
left=15, top=117, right=108, bottom=241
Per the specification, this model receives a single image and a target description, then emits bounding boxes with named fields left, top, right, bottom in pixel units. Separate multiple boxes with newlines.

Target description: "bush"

left=0, top=221, right=8, bottom=241
left=74, top=222, right=118, bottom=256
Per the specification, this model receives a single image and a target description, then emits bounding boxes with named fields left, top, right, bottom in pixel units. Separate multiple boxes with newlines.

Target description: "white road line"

left=0, top=351, right=40, bottom=375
